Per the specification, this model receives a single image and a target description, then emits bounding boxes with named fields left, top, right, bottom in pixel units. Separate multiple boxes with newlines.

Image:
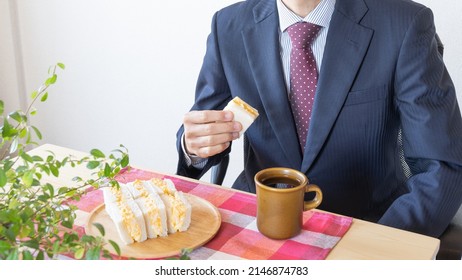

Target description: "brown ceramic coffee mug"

left=254, top=167, right=323, bottom=239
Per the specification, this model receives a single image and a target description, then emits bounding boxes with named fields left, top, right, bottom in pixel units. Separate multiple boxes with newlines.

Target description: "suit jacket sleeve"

left=176, top=12, right=233, bottom=180
left=378, top=7, right=462, bottom=237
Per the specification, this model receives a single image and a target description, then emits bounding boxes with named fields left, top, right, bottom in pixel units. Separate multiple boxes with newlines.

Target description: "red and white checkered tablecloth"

left=72, top=168, right=353, bottom=260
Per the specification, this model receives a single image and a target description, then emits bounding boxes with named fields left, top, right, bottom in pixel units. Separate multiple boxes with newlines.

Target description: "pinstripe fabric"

left=185, top=0, right=335, bottom=167
left=277, top=0, right=335, bottom=93
left=176, top=0, right=462, bottom=238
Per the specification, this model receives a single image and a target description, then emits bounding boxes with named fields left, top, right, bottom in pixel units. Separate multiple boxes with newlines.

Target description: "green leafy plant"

left=167, top=248, right=192, bottom=260
left=0, top=63, right=128, bottom=259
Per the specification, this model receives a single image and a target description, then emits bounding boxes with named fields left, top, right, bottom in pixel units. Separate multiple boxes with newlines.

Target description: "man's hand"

left=183, top=110, right=242, bottom=158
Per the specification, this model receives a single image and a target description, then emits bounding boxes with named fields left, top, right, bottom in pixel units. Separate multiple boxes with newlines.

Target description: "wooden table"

left=29, top=144, right=440, bottom=260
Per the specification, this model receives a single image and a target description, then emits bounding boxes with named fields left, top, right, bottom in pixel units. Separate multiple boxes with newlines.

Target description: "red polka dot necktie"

left=287, top=22, right=322, bottom=151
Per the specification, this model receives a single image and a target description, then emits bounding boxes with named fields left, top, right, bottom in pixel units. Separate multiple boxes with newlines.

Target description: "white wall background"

left=1, top=0, right=461, bottom=188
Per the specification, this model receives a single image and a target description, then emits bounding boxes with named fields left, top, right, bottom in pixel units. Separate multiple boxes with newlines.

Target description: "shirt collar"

left=277, top=0, right=336, bottom=32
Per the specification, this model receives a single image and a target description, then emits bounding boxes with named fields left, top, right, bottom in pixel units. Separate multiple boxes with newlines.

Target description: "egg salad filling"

left=145, top=201, right=163, bottom=236
left=112, top=189, right=142, bottom=242
left=151, top=178, right=186, bottom=232
left=232, top=96, right=259, bottom=118
left=151, top=178, right=173, bottom=195
left=132, top=180, right=163, bottom=236
left=167, top=194, right=187, bottom=232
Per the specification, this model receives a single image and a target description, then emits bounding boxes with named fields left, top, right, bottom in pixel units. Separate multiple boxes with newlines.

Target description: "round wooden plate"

left=85, top=194, right=221, bottom=259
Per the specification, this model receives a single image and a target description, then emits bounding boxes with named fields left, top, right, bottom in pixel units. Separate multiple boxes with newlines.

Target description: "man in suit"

left=176, top=0, right=462, bottom=238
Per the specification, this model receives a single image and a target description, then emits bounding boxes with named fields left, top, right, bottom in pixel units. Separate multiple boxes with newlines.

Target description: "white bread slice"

left=126, top=180, right=168, bottom=238
left=223, top=96, right=259, bottom=136
left=147, top=178, right=192, bottom=233
left=103, top=186, right=147, bottom=244
left=104, top=199, right=133, bottom=245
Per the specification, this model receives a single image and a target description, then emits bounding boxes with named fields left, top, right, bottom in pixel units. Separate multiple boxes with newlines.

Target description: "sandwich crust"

left=223, top=96, right=259, bottom=136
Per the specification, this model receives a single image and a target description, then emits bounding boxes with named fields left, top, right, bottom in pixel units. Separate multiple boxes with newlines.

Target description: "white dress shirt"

left=277, top=0, right=335, bottom=93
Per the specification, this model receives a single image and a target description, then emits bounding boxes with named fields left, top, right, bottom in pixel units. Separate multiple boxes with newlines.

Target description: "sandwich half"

left=125, top=180, right=168, bottom=238
left=103, top=186, right=147, bottom=244
left=147, top=178, right=192, bottom=233
left=223, top=96, right=259, bottom=136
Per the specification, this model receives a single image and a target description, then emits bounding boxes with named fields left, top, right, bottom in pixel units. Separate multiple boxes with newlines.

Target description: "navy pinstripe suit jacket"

left=176, top=0, right=462, bottom=237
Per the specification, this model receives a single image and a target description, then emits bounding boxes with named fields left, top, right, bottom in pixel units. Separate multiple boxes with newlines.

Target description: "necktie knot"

left=287, top=22, right=321, bottom=49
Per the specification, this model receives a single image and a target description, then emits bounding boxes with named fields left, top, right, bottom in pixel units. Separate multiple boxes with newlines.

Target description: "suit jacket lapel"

left=301, top=0, right=373, bottom=172
left=242, top=0, right=302, bottom=169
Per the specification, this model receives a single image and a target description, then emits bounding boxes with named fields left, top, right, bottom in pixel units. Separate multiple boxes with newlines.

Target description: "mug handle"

left=303, top=184, right=323, bottom=211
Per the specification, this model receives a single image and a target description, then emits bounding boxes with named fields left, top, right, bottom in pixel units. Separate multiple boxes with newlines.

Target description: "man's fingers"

left=185, top=120, right=241, bottom=138
left=191, top=142, right=232, bottom=159
left=183, top=110, right=242, bottom=158
left=184, top=110, right=234, bottom=125
left=185, top=131, right=239, bottom=157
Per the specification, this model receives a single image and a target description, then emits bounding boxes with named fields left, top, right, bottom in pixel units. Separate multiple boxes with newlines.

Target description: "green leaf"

left=0, top=100, right=4, bottom=115
left=30, top=108, right=37, bottom=115
left=20, top=152, right=34, bottom=163
left=36, top=250, right=45, bottom=260
left=112, top=181, right=121, bottom=189
left=52, top=240, right=60, bottom=255
left=86, top=161, right=100, bottom=169
left=104, top=163, right=111, bottom=177
left=40, top=92, right=48, bottom=102
left=63, top=232, right=79, bottom=243
left=58, top=186, right=70, bottom=195
left=22, top=170, right=34, bottom=187
left=2, top=119, right=18, bottom=138
left=179, top=248, right=192, bottom=260
left=74, top=247, right=85, bottom=259
left=108, top=240, right=121, bottom=256
left=90, top=149, right=105, bottom=158
left=67, top=191, right=77, bottom=201
left=5, top=223, right=20, bottom=241
left=7, top=248, right=19, bottom=260
left=39, top=164, right=50, bottom=175
left=8, top=198, right=20, bottom=209
left=3, top=160, right=14, bottom=171
left=81, top=235, right=96, bottom=243
left=9, top=111, right=24, bottom=122
left=0, top=168, right=7, bottom=187
left=49, top=164, right=59, bottom=177
left=45, top=74, right=57, bottom=86
left=72, top=176, right=82, bottom=182
left=31, top=91, right=38, bottom=99
left=22, top=250, right=34, bottom=260
left=92, top=223, right=105, bottom=236
left=57, top=63, right=66, bottom=70
left=23, top=239, right=39, bottom=250
left=32, top=155, right=43, bottom=162
left=0, top=240, right=11, bottom=251
left=121, top=155, right=129, bottom=168
left=61, top=220, right=73, bottom=229
left=18, top=127, right=28, bottom=138
left=44, top=183, right=54, bottom=198
left=31, top=126, right=42, bottom=140
left=85, top=247, right=101, bottom=260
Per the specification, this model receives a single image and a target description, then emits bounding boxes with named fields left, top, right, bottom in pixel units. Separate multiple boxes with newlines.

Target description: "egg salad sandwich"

left=103, top=186, right=147, bottom=245
left=223, top=96, right=259, bottom=136
left=125, top=180, right=168, bottom=238
left=147, top=178, right=192, bottom=233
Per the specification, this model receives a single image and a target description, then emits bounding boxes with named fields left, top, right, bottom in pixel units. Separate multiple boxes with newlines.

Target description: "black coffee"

left=261, top=177, right=301, bottom=189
